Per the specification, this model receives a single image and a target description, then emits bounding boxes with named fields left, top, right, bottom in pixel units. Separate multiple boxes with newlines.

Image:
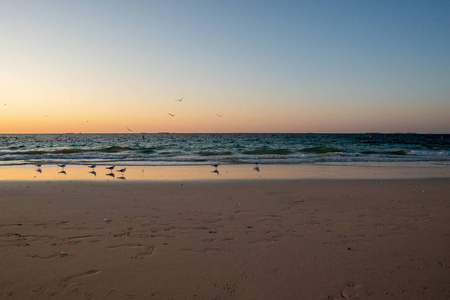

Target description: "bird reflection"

left=89, top=171, right=97, bottom=176
left=211, top=170, right=220, bottom=175
left=106, top=172, right=115, bottom=178
left=58, top=170, right=67, bottom=175
left=36, top=168, right=42, bottom=174
left=117, top=176, right=126, bottom=180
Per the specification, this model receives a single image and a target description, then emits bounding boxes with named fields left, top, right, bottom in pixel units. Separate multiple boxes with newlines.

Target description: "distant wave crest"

left=199, top=151, right=233, bottom=156
left=53, top=148, right=85, bottom=154
left=243, top=149, right=293, bottom=155
left=388, top=150, right=408, bottom=155
left=100, top=146, right=133, bottom=153
left=300, top=147, right=342, bottom=154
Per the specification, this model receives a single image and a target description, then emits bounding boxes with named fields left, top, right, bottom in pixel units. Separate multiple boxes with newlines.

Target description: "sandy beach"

left=0, top=177, right=449, bottom=299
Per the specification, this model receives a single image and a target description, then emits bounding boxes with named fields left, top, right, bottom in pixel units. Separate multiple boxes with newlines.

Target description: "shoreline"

left=1, top=162, right=449, bottom=181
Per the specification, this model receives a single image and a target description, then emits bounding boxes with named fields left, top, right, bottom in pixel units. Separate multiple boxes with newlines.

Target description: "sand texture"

left=0, top=179, right=449, bottom=299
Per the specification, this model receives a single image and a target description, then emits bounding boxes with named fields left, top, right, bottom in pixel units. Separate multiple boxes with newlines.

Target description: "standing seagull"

left=89, top=164, right=96, bottom=170
left=117, top=167, right=126, bottom=174
left=58, top=164, right=66, bottom=170
left=212, top=163, right=219, bottom=170
left=253, top=162, right=260, bottom=172
left=106, top=165, right=115, bottom=172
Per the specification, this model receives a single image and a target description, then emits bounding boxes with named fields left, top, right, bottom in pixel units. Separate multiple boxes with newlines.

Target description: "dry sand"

left=0, top=179, right=449, bottom=299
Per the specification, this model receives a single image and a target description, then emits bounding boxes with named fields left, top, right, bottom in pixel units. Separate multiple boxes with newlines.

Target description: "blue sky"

left=1, top=0, right=449, bottom=133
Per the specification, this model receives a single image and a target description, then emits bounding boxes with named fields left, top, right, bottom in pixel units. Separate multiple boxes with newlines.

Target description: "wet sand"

left=0, top=162, right=449, bottom=181
left=0, top=179, right=449, bottom=299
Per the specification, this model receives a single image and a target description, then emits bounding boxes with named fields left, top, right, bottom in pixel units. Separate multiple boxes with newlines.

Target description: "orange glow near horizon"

left=2, top=96, right=449, bottom=134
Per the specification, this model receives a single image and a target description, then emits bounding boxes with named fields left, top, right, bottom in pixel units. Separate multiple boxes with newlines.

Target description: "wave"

left=243, top=149, right=293, bottom=155
left=21, top=150, right=47, bottom=155
left=139, top=148, right=156, bottom=154
left=7, top=146, right=134, bottom=156
left=362, top=150, right=409, bottom=155
left=199, top=151, right=233, bottom=156
left=53, top=148, right=85, bottom=154
left=300, top=147, right=342, bottom=154
left=388, top=150, right=408, bottom=155
left=410, top=150, right=449, bottom=156
left=100, top=146, right=133, bottom=153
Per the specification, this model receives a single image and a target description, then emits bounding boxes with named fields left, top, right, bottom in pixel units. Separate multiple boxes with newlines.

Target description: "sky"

left=1, top=0, right=449, bottom=134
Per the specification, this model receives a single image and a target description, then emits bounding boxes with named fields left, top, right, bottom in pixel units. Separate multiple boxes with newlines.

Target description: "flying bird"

left=175, top=97, right=183, bottom=102
left=169, top=113, right=175, bottom=117
left=216, top=114, right=223, bottom=118
left=127, top=127, right=133, bottom=132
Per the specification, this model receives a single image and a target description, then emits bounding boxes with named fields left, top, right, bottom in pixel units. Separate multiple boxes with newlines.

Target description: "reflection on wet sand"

left=0, top=164, right=447, bottom=181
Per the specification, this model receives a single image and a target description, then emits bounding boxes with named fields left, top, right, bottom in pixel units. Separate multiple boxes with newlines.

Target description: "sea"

left=0, top=133, right=449, bottom=167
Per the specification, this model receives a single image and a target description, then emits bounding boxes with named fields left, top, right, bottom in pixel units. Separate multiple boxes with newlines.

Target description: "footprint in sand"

left=29, top=251, right=69, bottom=259
left=202, top=217, right=223, bottom=224
left=133, top=246, right=155, bottom=260
left=61, top=235, right=97, bottom=244
left=338, top=282, right=362, bottom=300
left=59, top=270, right=100, bottom=289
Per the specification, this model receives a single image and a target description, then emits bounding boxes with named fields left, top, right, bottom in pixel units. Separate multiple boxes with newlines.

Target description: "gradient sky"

left=1, top=0, right=449, bottom=133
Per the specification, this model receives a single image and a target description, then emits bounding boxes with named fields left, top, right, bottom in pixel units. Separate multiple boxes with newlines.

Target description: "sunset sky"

left=1, top=0, right=449, bottom=134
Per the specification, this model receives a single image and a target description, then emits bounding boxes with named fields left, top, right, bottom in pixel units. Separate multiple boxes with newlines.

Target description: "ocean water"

left=0, top=133, right=449, bottom=167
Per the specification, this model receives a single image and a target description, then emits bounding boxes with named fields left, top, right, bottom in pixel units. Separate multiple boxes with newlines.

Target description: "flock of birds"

left=4, top=98, right=225, bottom=126
left=35, top=163, right=127, bottom=178
left=34, top=162, right=260, bottom=177
left=168, top=97, right=223, bottom=119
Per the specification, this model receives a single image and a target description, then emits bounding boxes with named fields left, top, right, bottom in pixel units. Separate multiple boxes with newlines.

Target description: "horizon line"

left=1, top=132, right=448, bottom=135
